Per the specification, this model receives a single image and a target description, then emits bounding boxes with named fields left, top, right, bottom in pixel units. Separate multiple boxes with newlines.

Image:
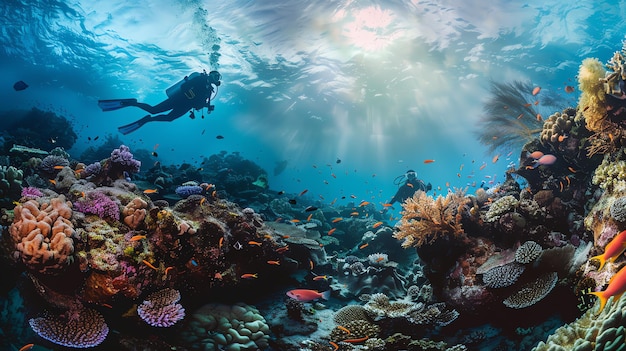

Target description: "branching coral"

left=394, top=189, right=469, bottom=248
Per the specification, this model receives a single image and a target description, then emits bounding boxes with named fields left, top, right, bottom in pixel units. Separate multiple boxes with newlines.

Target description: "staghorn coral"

left=515, top=241, right=543, bottom=264
left=394, top=189, right=469, bottom=248
left=29, top=308, right=109, bottom=348
left=503, top=272, right=558, bottom=309
left=578, top=57, right=608, bottom=132
left=9, top=196, right=76, bottom=275
left=137, top=288, right=185, bottom=327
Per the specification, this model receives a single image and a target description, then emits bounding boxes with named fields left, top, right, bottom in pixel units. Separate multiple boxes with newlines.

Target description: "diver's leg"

left=146, top=107, right=189, bottom=122
left=130, top=99, right=175, bottom=114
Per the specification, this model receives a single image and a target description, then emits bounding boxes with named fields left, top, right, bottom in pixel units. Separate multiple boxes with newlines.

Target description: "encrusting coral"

left=9, top=196, right=76, bottom=275
left=394, top=189, right=469, bottom=248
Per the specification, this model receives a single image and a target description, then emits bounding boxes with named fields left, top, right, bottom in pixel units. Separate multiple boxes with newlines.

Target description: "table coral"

left=29, top=307, right=109, bottom=348
left=9, top=196, right=76, bottom=275
left=137, top=288, right=185, bottom=327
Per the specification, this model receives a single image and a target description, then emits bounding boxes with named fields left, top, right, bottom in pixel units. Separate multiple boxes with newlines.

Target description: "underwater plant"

left=476, top=80, right=564, bottom=154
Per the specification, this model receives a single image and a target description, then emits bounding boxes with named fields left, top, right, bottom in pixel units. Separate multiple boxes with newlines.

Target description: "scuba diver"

left=386, top=169, right=432, bottom=206
left=98, top=70, right=222, bottom=135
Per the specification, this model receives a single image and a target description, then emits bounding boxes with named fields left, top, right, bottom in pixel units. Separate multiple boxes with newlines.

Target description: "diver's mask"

left=208, top=71, right=222, bottom=86
left=406, top=171, right=417, bottom=180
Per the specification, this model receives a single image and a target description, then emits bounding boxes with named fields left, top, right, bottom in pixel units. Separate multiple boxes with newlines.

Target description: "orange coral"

left=123, top=197, right=148, bottom=229
left=9, top=196, right=76, bottom=274
left=394, top=189, right=469, bottom=248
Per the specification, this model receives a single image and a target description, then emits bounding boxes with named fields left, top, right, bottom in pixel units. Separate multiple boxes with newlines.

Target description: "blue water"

left=2, top=0, right=626, bottom=349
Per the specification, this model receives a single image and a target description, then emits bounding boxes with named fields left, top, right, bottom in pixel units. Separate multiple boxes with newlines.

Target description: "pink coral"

left=9, top=196, right=76, bottom=274
left=123, top=197, right=148, bottom=229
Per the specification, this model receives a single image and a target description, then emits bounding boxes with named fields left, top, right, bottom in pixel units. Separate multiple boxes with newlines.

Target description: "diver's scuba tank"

left=165, top=72, right=203, bottom=98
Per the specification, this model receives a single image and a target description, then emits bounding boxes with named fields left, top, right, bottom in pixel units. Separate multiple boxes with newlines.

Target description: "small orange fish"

left=524, top=103, right=532, bottom=107
left=53, top=165, right=65, bottom=170
left=309, top=259, right=314, bottom=270
left=164, top=266, right=174, bottom=275
left=248, top=241, right=262, bottom=246
left=536, top=113, right=542, bottom=121
left=479, top=163, right=487, bottom=170
left=423, top=159, right=435, bottom=164
left=564, top=85, right=575, bottom=93
left=291, top=219, right=301, bottom=223
left=565, top=175, right=571, bottom=186
left=532, top=86, right=541, bottom=95
left=382, top=203, right=393, bottom=207
left=328, top=228, right=337, bottom=235
left=492, top=154, right=500, bottom=163
left=376, top=256, right=385, bottom=262
left=445, top=181, right=450, bottom=187
left=359, top=201, right=370, bottom=207
left=329, top=341, right=339, bottom=351
left=143, top=189, right=158, bottom=194
left=372, top=221, right=383, bottom=228
left=313, top=275, right=329, bottom=281
left=219, top=237, right=224, bottom=249
left=337, top=325, right=351, bottom=334
left=567, top=166, right=577, bottom=173
left=142, top=259, right=158, bottom=270
left=19, top=344, right=35, bottom=351
left=457, top=173, right=461, bottom=178
left=558, top=135, right=568, bottom=142
left=341, top=335, right=370, bottom=343
left=129, top=235, right=146, bottom=241
left=241, top=273, right=258, bottom=279
left=359, top=243, right=369, bottom=249
left=100, top=303, right=113, bottom=309
left=276, top=246, right=290, bottom=253
left=609, top=133, right=615, bottom=143
left=534, top=100, right=539, bottom=106
left=49, top=179, right=56, bottom=185
left=306, top=213, right=313, bottom=221
left=267, top=260, right=280, bottom=265
left=559, top=181, right=564, bottom=192
left=516, top=113, right=524, bottom=119
left=350, top=194, right=357, bottom=199
left=332, top=217, right=343, bottom=223
left=199, top=197, right=206, bottom=206
left=350, top=212, right=359, bottom=216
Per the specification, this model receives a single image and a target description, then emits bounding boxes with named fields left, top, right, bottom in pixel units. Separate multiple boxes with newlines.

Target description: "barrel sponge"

left=9, top=196, right=76, bottom=275
left=179, top=302, right=270, bottom=350
left=532, top=291, right=626, bottom=351
left=577, top=57, right=607, bottom=132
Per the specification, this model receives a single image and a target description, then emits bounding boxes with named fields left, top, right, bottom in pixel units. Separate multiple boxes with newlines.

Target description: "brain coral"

left=179, top=302, right=270, bottom=350
left=532, top=289, right=626, bottom=351
left=515, top=241, right=543, bottom=264
left=9, top=196, right=76, bottom=275
left=504, top=272, right=558, bottom=309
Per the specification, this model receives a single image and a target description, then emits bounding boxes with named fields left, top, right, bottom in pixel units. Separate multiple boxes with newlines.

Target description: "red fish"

left=241, top=273, right=258, bottom=279
left=591, top=230, right=626, bottom=270
left=286, top=289, right=330, bottom=302
left=588, top=264, right=626, bottom=313
left=564, top=85, right=575, bottom=93
left=532, top=86, right=541, bottom=95
left=423, top=159, right=435, bottom=164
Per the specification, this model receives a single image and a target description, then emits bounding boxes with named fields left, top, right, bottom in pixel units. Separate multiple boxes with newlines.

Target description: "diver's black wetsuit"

left=389, top=178, right=431, bottom=205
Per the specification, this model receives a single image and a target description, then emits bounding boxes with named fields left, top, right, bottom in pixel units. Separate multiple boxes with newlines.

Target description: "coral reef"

left=137, top=288, right=185, bottom=327
left=394, top=189, right=469, bottom=248
left=578, top=57, right=608, bottom=132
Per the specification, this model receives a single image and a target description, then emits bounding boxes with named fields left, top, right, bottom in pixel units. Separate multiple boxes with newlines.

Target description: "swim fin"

left=98, top=98, right=137, bottom=112
left=117, top=116, right=151, bottom=135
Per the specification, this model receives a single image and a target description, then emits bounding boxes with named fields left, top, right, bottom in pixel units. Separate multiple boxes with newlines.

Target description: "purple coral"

left=137, top=288, right=185, bottom=327
left=110, top=145, right=141, bottom=174
left=74, top=191, right=120, bottom=220
left=21, top=186, right=43, bottom=199
left=175, top=185, right=203, bottom=198
left=83, top=161, right=102, bottom=177
left=29, top=308, right=109, bottom=348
